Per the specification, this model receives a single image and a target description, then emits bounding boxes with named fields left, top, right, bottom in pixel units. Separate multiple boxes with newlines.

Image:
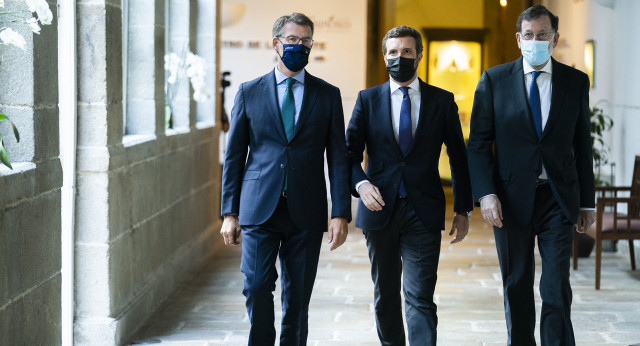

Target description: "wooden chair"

left=572, top=155, right=640, bottom=289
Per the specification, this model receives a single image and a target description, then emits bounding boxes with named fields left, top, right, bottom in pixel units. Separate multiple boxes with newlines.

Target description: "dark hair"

left=517, top=5, right=559, bottom=33
left=272, top=13, right=314, bottom=38
left=382, top=26, right=423, bottom=55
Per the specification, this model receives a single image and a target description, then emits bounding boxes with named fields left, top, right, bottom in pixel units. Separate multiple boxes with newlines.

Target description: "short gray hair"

left=517, top=5, right=558, bottom=33
left=272, top=13, right=314, bottom=38
left=382, top=26, right=423, bottom=55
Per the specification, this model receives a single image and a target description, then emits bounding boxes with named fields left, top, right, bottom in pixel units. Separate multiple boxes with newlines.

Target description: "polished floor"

left=130, top=199, right=640, bottom=346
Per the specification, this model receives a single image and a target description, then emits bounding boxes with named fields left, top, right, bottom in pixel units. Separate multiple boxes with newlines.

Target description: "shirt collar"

left=522, top=58, right=553, bottom=75
left=390, top=77, right=420, bottom=94
left=274, top=66, right=306, bottom=85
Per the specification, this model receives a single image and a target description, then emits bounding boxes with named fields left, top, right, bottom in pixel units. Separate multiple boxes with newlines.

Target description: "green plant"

left=0, top=113, right=20, bottom=169
left=589, top=104, right=614, bottom=186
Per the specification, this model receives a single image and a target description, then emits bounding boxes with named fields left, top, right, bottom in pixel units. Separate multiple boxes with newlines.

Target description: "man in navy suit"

left=220, top=13, right=351, bottom=346
left=467, top=6, right=596, bottom=346
left=346, top=26, right=473, bottom=345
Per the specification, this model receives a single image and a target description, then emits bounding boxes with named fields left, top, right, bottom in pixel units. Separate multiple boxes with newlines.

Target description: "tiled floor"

left=130, top=199, right=640, bottom=345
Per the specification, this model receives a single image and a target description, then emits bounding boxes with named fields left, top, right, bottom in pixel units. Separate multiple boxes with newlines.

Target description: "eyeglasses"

left=278, top=36, right=314, bottom=47
left=519, top=32, right=556, bottom=41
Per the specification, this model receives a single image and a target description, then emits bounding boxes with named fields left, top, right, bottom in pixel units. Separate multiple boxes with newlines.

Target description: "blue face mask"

left=521, top=39, right=552, bottom=66
left=279, top=44, right=310, bottom=72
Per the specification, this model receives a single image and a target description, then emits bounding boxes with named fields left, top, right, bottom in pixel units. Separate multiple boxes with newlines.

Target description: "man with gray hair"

left=220, top=12, right=351, bottom=346
left=468, top=5, right=595, bottom=345
left=346, top=25, right=473, bottom=345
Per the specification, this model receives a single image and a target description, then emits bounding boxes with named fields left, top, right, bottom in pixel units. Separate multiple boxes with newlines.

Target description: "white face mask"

left=520, top=39, right=552, bottom=66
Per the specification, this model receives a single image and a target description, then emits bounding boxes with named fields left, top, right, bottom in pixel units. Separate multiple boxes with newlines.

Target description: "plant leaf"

left=0, top=113, right=20, bottom=142
left=10, top=121, right=20, bottom=142
left=0, top=137, right=14, bottom=170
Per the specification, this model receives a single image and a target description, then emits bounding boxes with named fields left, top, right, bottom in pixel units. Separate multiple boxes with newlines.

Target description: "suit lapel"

left=408, top=79, right=437, bottom=155
left=543, top=58, right=566, bottom=139
left=373, top=82, right=403, bottom=157
left=292, top=71, right=317, bottom=140
left=510, top=58, right=539, bottom=140
left=261, top=70, right=287, bottom=141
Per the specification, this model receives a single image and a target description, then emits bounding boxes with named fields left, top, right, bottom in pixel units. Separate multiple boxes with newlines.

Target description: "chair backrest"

left=630, top=155, right=640, bottom=217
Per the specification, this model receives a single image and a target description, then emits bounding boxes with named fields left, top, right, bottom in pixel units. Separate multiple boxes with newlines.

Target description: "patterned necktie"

left=529, top=71, right=543, bottom=139
left=398, top=86, right=412, bottom=197
left=282, top=77, right=295, bottom=141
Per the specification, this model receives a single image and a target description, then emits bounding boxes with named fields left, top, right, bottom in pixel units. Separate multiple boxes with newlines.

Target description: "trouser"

left=494, top=183, right=575, bottom=346
left=364, top=198, right=442, bottom=346
left=241, top=196, right=324, bottom=346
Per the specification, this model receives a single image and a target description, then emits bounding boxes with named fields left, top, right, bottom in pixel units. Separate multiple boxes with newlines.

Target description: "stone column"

left=74, top=1, right=130, bottom=344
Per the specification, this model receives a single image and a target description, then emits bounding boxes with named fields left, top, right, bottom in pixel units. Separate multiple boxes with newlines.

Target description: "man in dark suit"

left=219, top=13, right=351, bottom=346
left=467, top=5, right=596, bottom=346
left=346, top=26, right=473, bottom=345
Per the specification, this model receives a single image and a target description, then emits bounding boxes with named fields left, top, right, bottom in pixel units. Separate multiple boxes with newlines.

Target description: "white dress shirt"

left=389, top=78, right=422, bottom=140
left=523, top=58, right=552, bottom=179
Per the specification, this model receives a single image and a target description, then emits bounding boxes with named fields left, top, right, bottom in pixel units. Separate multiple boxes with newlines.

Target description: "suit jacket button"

left=400, top=162, right=406, bottom=167
left=287, top=146, right=292, bottom=150
left=280, top=164, right=285, bottom=169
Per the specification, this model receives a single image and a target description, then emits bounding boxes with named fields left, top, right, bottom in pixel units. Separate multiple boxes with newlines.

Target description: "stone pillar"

left=74, top=0, right=128, bottom=344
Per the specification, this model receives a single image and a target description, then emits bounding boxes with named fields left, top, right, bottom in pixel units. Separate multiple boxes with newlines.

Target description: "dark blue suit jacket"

left=346, top=79, right=473, bottom=231
left=467, top=57, right=595, bottom=227
left=221, top=70, right=351, bottom=233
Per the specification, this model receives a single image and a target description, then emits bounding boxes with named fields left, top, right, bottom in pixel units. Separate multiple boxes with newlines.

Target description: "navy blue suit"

left=221, top=69, right=351, bottom=345
left=346, top=79, right=473, bottom=345
left=467, top=57, right=595, bottom=346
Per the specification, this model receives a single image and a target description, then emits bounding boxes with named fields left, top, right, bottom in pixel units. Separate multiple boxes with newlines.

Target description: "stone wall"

left=0, top=0, right=62, bottom=344
left=73, top=0, right=222, bottom=345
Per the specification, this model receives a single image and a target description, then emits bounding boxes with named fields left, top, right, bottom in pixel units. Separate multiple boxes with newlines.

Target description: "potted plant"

left=590, top=103, right=614, bottom=186
left=575, top=102, right=615, bottom=258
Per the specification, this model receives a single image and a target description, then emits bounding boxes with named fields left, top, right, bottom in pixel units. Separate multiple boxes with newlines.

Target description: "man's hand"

left=481, top=195, right=503, bottom=228
left=220, top=215, right=241, bottom=246
left=359, top=182, right=385, bottom=211
left=327, top=217, right=348, bottom=251
left=575, top=209, right=596, bottom=233
left=449, top=213, right=470, bottom=244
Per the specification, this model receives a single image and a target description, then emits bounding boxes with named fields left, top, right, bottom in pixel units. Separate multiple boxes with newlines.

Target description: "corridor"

left=130, top=200, right=640, bottom=346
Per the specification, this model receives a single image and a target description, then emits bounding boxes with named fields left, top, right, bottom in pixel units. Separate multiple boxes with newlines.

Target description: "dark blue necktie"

left=529, top=71, right=543, bottom=139
left=529, top=71, right=543, bottom=176
left=282, top=77, right=295, bottom=141
left=398, top=86, right=412, bottom=154
left=398, top=86, right=412, bottom=197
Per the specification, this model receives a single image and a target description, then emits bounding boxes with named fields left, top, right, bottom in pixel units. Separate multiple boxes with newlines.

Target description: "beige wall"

left=221, top=0, right=368, bottom=124
left=544, top=0, right=640, bottom=186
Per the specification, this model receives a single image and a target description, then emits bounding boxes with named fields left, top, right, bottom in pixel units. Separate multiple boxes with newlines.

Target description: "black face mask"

left=386, top=57, right=417, bottom=83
